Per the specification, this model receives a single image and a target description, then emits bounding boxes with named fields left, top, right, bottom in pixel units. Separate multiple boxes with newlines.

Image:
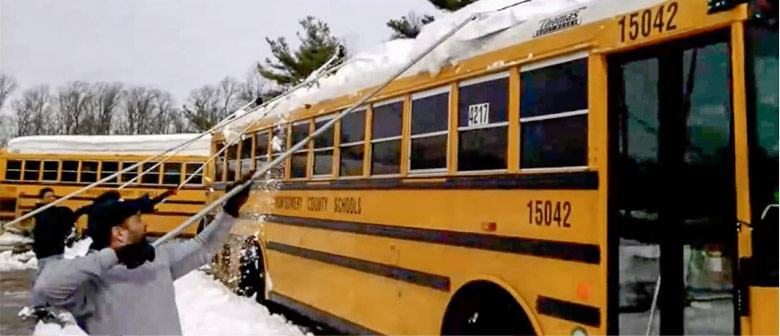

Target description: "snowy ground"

left=0, top=234, right=308, bottom=336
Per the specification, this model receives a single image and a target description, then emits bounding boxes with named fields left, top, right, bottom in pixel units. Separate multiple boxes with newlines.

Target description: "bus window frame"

left=518, top=52, right=590, bottom=171
left=290, top=119, right=311, bottom=180
left=100, top=161, right=120, bottom=184
left=41, top=160, right=60, bottom=182
left=22, top=159, right=42, bottom=182
left=141, top=162, right=162, bottom=185
left=312, top=114, right=336, bottom=179
left=60, top=160, right=79, bottom=183
left=162, top=162, right=183, bottom=186
left=370, top=97, right=404, bottom=177
left=408, top=86, right=451, bottom=176
left=239, top=134, right=254, bottom=177
left=184, top=162, right=205, bottom=185
left=4, top=159, right=22, bottom=181
left=338, top=107, right=367, bottom=179
left=78, top=160, right=99, bottom=184
left=253, top=130, right=270, bottom=171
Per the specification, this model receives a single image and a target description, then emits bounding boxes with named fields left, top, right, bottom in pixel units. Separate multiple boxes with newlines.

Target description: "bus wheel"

left=441, top=281, right=535, bottom=336
left=237, top=241, right=266, bottom=303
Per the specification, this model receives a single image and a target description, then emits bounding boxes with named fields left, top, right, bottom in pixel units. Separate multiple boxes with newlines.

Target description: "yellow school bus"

left=209, top=0, right=778, bottom=334
left=0, top=134, right=213, bottom=237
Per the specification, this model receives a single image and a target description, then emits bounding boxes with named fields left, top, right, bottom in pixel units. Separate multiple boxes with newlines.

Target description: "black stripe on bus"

left=537, top=296, right=601, bottom=327
left=227, top=172, right=598, bottom=191
left=269, top=291, right=382, bottom=335
left=267, top=241, right=451, bottom=291
left=266, top=215, right=600, bottom=264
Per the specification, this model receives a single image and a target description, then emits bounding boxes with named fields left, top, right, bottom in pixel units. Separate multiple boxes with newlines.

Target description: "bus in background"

left=0, top=134, right=213, bottom=237
left=208, top=0, right=777, bottom=335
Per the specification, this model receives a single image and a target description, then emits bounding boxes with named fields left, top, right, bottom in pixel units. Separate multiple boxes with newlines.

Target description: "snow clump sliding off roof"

left=6, top=134, right=211, bottom=156
left=222, top=0, right=666, bottom=140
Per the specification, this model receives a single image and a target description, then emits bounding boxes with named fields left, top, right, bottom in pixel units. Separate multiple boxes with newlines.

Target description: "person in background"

left=33, top=174, right=252, bottom=335
left=31, top=188, right=75, bottom=275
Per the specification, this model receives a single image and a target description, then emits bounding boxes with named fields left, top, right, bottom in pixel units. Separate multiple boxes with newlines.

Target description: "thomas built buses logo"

left=533, top=7, right=586, bottom=38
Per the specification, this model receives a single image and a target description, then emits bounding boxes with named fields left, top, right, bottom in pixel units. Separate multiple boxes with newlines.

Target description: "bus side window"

left=270, top=126, right=288, bottom=179
left=313, top=115, right=335, bottom=177
left=42, top=160, right=59, bottom=181
left=23, top=160, right=41, bottom=181
left=215, top=142, right=225, bottom=182
left=458, top=73, right=509, bottom=171
left=290, top=120, right=310, bottom=179
left=254, top=131, right=269, bottom=168
left=520, top=58, right=588, bottom=169
left=226, top=144, right=238, bottom=181
left=142, top=162, right=160, bottom=185
left=410, top=87, right=450, bottom=173
left=185, top=162, right=204, bottom=185
left=163, top=162, right=182, bottom=185
left=62, top=161, right=79, bottom=183
left=240, top=135, right=253, bottom=177
left=4, top=160, right=22, bottom=180
left=80, top=161, right=98, bottom=183
left=101, top=161, right=119, bottom=184
left=340, top=108, right=366, bottom=177
left=371, top=100, right=403, bottom=175
left=121, top=162, right=138, bottom=184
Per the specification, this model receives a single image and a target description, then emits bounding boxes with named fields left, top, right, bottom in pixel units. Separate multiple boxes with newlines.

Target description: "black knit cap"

left=89, top=195, right=155, bottom=250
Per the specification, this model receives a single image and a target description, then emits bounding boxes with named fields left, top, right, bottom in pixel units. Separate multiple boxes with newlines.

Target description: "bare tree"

left=89, top=82, right=123, bottom=135
left=12, top=85, right=54, bottom=136
left=0, top=74, right=19, bottom=112
left=238, top=70, right=270, bottom=105
left=183, top=77, right=244, bottom=131
left=57, top=81, right=92, bottom=135
left=120, top=86, right=157, bottom=134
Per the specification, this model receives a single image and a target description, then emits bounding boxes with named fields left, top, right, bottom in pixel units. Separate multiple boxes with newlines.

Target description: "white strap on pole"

left=153, top=10, right=485, bottom=248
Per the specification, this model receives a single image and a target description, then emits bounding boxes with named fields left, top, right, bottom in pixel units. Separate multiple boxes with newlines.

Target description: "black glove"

left=115, top=239, right=156, bottom=269
left=224, top=171, right=254, bottom=217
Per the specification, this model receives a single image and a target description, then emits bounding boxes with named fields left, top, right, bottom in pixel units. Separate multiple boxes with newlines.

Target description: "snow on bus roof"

left=223, top=0, right=664, bottom=139
left=6, top=134, right=211, bottom=156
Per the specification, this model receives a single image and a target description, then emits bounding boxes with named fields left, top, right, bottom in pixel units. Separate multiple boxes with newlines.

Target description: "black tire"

left=441, top=283, right=535, bottom=336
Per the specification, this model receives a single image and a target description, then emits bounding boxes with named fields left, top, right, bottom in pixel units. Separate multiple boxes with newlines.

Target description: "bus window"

left=269, top=126, right=287, bottom=179
left=520, top=58, right=588, bottom=169
left=4, top=160, right=21, bottom=180
left=215, top=142, right=225, bottom=182
left=80, top=161, right=98, bottom=183
left=227, top=144, right=238, bottom=181
left=163, top=162, right=182, bottom=185
left=313, top=115, right=334, bottom=177
left=62, top=161, right=79, bottom=182
left=101, top=161, right=119, bottom=184
left=340, top=108, right=366, bottom=176
left=141, top=162, right=160, bottom=184
left=291, top=121, right=310, bottom=178
left=410, top=87, right=449, bottom=173
left=42, top=160, right=59, bottom=181
left=240, top=136, right=252, bottom=176
left=23, top=160, right=41, bottom=181
left=458, top=73, right=509, bottom=171
left=121, top=162, right=138, bottom=184
left=185, top=162, right=204, bottom=185
left=371, top=99, right=402, bottom=175
left=255, top=131, right=269, bottom=168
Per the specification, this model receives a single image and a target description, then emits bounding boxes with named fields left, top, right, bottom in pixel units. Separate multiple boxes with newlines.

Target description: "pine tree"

left=257, top=16, right=346, bottom=93
left=429, top=0, right=478, bottom=11
left=387, top=12, right=436, bottom=39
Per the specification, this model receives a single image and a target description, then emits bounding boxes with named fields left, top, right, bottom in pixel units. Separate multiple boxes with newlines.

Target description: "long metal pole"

left=153, top=12, right=481, bottom=247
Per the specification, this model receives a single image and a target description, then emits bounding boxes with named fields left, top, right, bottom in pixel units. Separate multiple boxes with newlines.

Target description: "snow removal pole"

left=118, top=48, right=346, bottom=190
left=153, top=10, right=489, bottom=248
left=6, top=52, right=349, bottom=227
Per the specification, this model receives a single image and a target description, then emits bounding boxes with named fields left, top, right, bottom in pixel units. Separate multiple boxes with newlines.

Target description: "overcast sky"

left=0, top=0, right=437, bottom=103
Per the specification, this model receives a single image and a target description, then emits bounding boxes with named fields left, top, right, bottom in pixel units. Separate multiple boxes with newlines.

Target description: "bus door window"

left=23, top=160, right=41, bottom=181
left=163, top=162, right=182, bottom=185
left=371, top=99, right=403, bottom=175
left=520, top=57, right=588, bottom=169
left=185, top=162, right=204, bottom=185
left=270, top=126, right=287, bottom=180
left=290, top=120, right=310, bottom=179
left=240, top=135, right=253, bottom=177
left=458, top=73, right=509, bottom=172
left=141, top=162, right=160, bottom=185
left=410, top=87, right=449, bottom=173
left=226, top=144, right=238, bottom=181
left=101, top=161, right=119, bottom=184
left=4, top=160, right=21, bottom=180
left=339, top=109, right=366, bottom=177
left=61, top=161, right=79, bottom=183
left=254, top=131, right=269, bottom=171
left=215, top=142, right=225, bottom=182
left=121, top=162, right=139, bottom=184
left=313, top=115, right=335, bottom=177
left=42, top=161, right=59, bottom=181
left=80, top=161, right=99, bottom=183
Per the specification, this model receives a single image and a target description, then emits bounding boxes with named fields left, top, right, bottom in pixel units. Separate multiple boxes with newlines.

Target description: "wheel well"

left=441, top=281, right=536, bottom=336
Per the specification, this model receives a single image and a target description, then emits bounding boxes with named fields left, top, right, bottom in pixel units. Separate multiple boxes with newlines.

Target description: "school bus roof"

left=5, top=134, right=211, bottom=156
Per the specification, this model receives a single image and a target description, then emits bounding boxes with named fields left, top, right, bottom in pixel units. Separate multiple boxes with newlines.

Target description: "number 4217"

left=526, top=200, right=571, bottom=227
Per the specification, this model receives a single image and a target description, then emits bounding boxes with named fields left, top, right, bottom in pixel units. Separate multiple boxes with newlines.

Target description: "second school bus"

left=207, top=0, right=778, bottom=334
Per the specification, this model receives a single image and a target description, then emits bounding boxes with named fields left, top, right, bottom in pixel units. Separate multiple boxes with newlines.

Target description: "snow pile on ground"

left=0, top=250, right=37, bottom=271
left=7, top=133, right=211, bottom=156
left=32, top=271, right=307, bottom=336
left=0, top=232, right=33, bottom=245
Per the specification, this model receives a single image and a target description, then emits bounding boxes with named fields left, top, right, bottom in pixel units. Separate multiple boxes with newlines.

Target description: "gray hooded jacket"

left=33, top=212, right=237, bottom=335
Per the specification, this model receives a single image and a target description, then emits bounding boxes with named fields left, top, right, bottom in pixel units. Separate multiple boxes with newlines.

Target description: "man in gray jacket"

left=33, top=177, right=251, bottom=335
